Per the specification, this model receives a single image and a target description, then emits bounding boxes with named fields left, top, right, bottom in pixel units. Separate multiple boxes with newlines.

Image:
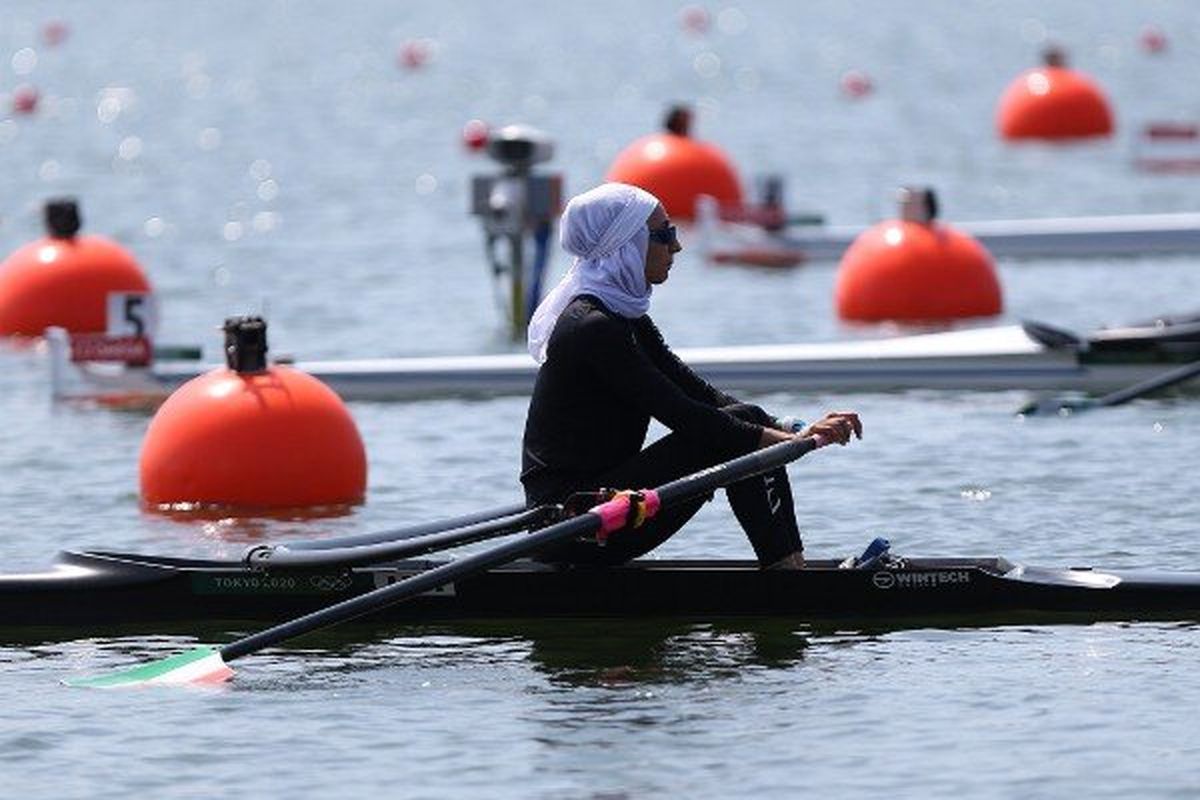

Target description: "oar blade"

left=1017, top=398, right=1093, bottom=416
left=63, top=646, right=233, bottom=689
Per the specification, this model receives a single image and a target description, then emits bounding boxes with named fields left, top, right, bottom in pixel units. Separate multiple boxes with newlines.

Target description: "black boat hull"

left=3, top=551, right=1200, bottom=636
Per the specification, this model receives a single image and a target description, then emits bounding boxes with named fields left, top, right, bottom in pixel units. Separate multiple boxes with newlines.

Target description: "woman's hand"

left=758, top=411, right=862, bottom=449
left=801, top=411, right=862, bottom=445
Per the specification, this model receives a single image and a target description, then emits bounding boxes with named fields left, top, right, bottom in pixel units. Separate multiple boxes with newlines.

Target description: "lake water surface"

left=1, top=1, right=1199, bottom=797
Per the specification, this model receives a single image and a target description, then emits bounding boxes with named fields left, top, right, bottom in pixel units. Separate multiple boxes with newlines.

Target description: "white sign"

left=106, top=292, right=158, bottom=338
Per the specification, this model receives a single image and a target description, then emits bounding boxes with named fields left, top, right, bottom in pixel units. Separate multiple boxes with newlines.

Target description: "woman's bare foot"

left=767, top=551, right=806, bottom=570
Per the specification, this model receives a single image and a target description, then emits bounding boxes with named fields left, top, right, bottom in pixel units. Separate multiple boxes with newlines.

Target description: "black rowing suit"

left=520, top=294, right=803, bottom=566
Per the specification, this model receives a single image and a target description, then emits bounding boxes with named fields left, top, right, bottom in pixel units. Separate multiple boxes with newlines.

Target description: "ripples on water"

left=2, top=0, right=1200, bottom=796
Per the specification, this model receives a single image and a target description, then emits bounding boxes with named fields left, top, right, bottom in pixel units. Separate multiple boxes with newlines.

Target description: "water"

left=1, top=0, right=1199, bottom=796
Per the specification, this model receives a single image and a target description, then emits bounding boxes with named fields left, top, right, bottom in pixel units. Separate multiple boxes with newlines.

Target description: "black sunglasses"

left=647, top=223, right=678, bottom=245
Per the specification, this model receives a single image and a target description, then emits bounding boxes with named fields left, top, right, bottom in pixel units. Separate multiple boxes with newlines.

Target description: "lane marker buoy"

left=835, top=188, right=1002, bottom=323
left=996, top=46, right=1114, bottom=141
left=139, top=316, right=368, bottom=512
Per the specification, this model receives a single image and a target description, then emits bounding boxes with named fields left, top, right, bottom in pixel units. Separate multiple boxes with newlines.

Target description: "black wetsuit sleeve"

left=581, top=315, right=761, bottom=452
left=635, top=316, right=740, bottom=407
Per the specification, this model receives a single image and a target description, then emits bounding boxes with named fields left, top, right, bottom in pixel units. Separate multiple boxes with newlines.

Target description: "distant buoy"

left=606, top=106, right=741, bottom=220
left=835, top=188, right=1002, bottom=323
left=996, top=47, right=1114, bottom=141
left=1139, top=25, right=1167, bottom=54
left=12, top=85, right=39, bottom=115
left=42, top=20, right=70, bottom=47
left=679, top=5, right=711, bottom=35
left=0, top=199, right=152, bottom=337
left=41, top=20, right=69, bottom=46
left=462, top=118, right=489, bottom=152
left=840, top=70, right=874, bottom=99
left=398, top=39, right=431, bottom=70
left=139, top=317, right=367, bottom=511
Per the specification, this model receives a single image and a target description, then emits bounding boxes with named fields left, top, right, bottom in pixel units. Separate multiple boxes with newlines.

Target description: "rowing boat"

left=46, top=311, right=1200, bottom=404
left=5, top=548, right=1200, bottom=636
left=706, top=210, right=1200, bottom=264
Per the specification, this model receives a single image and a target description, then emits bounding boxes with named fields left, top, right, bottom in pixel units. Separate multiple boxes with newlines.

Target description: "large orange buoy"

left=605, top=105, right=742, bottom=220
left=835, top=188, right=1002, bottom=323
left=0, top=199, right=152, bottom=337
left=139, top=317, right=367, bottom=511
left=996, top=47, right=1114, bottom=141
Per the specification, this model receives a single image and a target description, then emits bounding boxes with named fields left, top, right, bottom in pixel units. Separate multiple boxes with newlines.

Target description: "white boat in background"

left=45, top=313, right=1200, bottom=405
left=700, top=189, right=1200, bottom=266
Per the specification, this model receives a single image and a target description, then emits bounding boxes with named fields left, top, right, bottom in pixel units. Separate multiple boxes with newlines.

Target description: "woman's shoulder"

left=552, top=296, right=631, bottom=348
left=564, top=295, right=622, bottom=328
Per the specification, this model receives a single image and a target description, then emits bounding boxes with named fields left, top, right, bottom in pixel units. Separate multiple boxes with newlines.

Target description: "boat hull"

left=769, top=211, right=1200, bottom=262
left=51, top=322, right=1200, bottom=403
left=4, top=551, right=1200, bottom=636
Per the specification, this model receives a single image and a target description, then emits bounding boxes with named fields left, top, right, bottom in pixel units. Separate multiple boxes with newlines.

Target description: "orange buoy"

left=835, top=188, right=1002, bottom=323
left=0, top=199, right=152, bottom=337
left=139, top=317, right=367, bottom=511
left=996, top=47, right=1114, bottom=141
left=605, top=106, right=742, bottom=220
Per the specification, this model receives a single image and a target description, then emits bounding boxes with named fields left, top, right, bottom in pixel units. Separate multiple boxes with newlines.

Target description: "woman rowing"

left=520, top=182, right=862, bottom=569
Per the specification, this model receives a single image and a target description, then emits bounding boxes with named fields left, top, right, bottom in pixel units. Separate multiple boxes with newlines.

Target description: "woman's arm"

left=634, top=316, right=740, bottom=407
left=583, top=315, right=761, bottom=453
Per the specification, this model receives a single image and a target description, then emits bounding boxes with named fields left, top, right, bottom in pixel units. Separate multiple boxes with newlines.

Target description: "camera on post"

left=469, top=124, right=564, bottom=339
left=485, top=124, right=555, bottom=170
left=471, top=125, right=561, bottom=236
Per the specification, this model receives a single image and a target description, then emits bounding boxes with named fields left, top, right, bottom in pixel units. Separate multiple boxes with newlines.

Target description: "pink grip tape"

left=591, top=489, right=662, bottom=536
left=592, top=495, right=630, bottom=535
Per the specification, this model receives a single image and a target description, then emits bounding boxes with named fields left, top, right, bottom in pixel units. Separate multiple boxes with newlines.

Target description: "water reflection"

left=213, top=617, right=822, bottom=689
left=521, top=619, right=814, bottom=687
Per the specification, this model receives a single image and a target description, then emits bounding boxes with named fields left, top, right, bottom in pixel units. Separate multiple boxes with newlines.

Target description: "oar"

left=65, top=435, right=829, bottom=688
left=244, top=504, right=559, bottom=570
left=1021, top=319, right=1084, bottom=350
left=1019, top=358, right=1200, bottom=416
left=281, top=501, right=530, bottom=552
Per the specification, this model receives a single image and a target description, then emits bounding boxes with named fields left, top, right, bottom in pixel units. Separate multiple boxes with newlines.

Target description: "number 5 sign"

left=106, top=292, right=158, bottom=339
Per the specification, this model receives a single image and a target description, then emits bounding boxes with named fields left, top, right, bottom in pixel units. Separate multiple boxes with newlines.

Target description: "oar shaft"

left=279, top=501, right=530, bottom=552
left=247, top=506, right=557, bottom=570
left=1096, top=358, right=1200, bottom=407
left=655, top=435, right=820, bottom=507
left=220, top=513, right=599, bottom=662
left=219, top=435, right=824, bottom=663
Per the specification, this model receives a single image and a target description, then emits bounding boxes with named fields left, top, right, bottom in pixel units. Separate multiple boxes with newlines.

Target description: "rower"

left=519, top=182, right=862, bottom=569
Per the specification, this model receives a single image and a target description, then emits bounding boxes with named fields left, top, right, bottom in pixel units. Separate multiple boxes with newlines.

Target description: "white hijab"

left=527, top=182, right=660, bottom=363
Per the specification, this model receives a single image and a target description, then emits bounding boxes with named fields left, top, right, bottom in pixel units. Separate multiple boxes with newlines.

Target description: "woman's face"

left=644, top=204, right=682, bottom=285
